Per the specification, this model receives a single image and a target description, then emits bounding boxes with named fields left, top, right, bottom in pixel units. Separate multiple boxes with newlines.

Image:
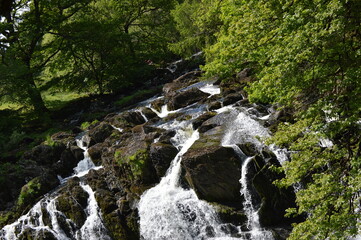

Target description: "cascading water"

left=221, top=107, right=274, bottom=240
left=0, top=136, right=109, bottom=240
left=2, top=78, right=300, bottom=240
left=138, top=124, right=231, bottom=240
left=76, top=184, right=111, bottom=240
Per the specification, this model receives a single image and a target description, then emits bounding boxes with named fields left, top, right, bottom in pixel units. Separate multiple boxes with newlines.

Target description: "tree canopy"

left=0, top=0, right=179, bottom=112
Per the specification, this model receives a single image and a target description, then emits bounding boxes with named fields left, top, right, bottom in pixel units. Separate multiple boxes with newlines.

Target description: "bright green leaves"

left=169, top=0, right=223, bottom=57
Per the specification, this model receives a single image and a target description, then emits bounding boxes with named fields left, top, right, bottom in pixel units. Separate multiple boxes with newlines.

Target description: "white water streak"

left=76, top=184, right=111, bottom=240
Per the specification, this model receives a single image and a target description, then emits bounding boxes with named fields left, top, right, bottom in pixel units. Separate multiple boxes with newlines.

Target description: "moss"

left=0, top=212, right=12, bottom=228
left=115, top=149, right=149, bottom=178
left=17, top=177, right=42, bottom=207
left=81, top=119, right=99, bottom=130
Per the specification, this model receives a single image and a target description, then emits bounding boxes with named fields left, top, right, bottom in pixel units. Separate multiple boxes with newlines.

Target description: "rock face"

left=249, top=154, right=297, bottom=227
left=167, top=87, right=210, bottom=110
left=182, top=138, right=241, bottom=204
left=150, top=142, right=178, bottom=179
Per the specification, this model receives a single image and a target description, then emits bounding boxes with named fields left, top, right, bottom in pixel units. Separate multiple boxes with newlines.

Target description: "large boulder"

left=182, top=127, right=241, bottom=204
left=150, top=142, right=178, bottom=179
left=246, top=153, right=297, bottom=227
left=88, top=143, right=104, bottom=165
left=182, top=144, right=241, bottom=204
left=167, top=88, right=210, bottom=110
left=23, top=143, right=66, bottom=166
left=17, top=171, right=59, bottom=209
left=87, top=123, right=114, bottom=146
left=53, top=148, right=79, bottom=177
left=163, top=70, right=202, bottom=98
left=56, top=178, right=88, bottom=228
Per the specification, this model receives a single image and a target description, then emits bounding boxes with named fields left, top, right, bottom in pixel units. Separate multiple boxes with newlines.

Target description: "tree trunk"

left=26, top=74, right=49, bottom=113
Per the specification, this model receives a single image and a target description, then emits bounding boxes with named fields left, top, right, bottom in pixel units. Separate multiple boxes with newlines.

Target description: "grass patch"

left=42, top=90, right=88, bottom=111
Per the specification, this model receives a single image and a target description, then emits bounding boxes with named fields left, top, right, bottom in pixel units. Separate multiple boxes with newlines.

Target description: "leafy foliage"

left=171, top=0, right=361, bottom=238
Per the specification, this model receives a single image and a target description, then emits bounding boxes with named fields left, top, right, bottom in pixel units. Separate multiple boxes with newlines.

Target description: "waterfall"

left=138, top=125, right=230, bottom=240
left=0, top=135, right=109, bottom=240
left=76, top=184, right=111, bottom=240
left=221, top=108, right=274, bottom=240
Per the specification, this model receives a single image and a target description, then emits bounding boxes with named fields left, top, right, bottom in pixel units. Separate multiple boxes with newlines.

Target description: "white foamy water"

left=1, top=133, right=107, bottom=240
left=239, top=157, right=274, bottom=240
left=138, top=125, right=230, bottom=239
left=76, top=184, right=111, bottom=240
left=199, top=84, right=221, bottom=96
left=74, top=136, right=96, bottom=177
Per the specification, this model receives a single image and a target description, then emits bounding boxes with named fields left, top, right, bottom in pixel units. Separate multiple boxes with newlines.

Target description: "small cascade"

left=150, top=104, right=175, bottom=118
left=111, top=124, right=123, bottom=133
left=240, top=157, right=273, bottom=240
left=76, top=184, right=111, bottom=240
left=138, top=125, right=230, bottom=240
left=1, top=134, right=109, bottom=240
left=73, top=136, right=102, bottom=178
left=221, top=108, right=274, bottom=239
left=74, top=136, right=96, bottom=176
left=199, top=83, right=221, bottom=96
left=136, top=109, right=148, bottom=122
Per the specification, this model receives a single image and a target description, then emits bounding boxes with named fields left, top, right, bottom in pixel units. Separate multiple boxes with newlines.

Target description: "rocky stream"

left=0, top=59, right=299, bottom=240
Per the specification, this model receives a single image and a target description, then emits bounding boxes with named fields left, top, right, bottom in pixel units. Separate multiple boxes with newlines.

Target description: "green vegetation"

left=81, top=120, right=99, bottom=130
left=115, top=149, right=149, bottom=178
left=17, top=177, right=42, bottom=207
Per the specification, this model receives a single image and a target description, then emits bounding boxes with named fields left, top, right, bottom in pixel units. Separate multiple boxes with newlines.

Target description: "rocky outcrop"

left=87, top=122, right=114, bottom=146
left=56, top=178, right=89, bottom=227
left=182, top=127, right=241, bottom=205
left=250, top=154, right=297, bottom=227
left=167, top=87, right=210, bottom=110
left=150, top=142, right=178, bottom=179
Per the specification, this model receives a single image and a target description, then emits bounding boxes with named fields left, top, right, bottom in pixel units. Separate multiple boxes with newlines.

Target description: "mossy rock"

left=17, top=172, right=59, bottom=209
left=212, top=203, right=247, bottom=227
left=115, top=147, right=157, bottom=184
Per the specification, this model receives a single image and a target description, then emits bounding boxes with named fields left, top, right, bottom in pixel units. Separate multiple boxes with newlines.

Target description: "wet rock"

left=18, top=228, right=57, bottom=240
left=108, top=111, right=146, bottom=129
left=150, top=98, right=165, bottom=112
left=23, top=143, right=66, bottom=166
left=141, top=107, right=159, bottom=121
left=87, top=123, right=114, bottom=146
left=88, top=143, right=104, bottom=165
left=163, top=70, right=202, bottom=98
left=56, top=178, right=88, bottom=227
left=223, top=92, right=244, bottom=106
left=157, top=130, right=176, bottom=144
left=51, top=132, right=75, bottom=143
left=208, top=101, right=222, bottom=111
left=237, top=142, right=258, bottom=156
left=70, top=145, right=84, bottom=162
left=182, top=129, right=241, bottom=204
left=53, top=148, right=78, bottom=177
left=192, top=112, right=217, bottom=130
left=248, top=155, right=297, bottom=227
left=150, top=142, right=178, bottom=178
left=18, top=171, right=59, bottom=209
left=167, top=88, right=209, bottom=110
left=213, top=203, right=247, bottom=228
